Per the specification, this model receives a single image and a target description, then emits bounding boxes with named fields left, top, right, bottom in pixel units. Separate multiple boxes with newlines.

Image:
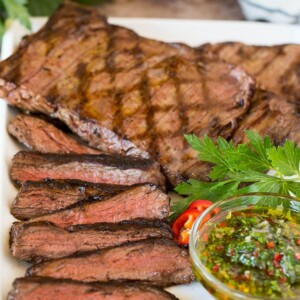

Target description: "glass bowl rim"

left=189, top=192, right=300, bottom=300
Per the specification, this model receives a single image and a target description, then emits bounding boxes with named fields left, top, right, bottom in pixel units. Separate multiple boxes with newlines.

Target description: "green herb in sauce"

left=200, top=209, right=300, bottom=298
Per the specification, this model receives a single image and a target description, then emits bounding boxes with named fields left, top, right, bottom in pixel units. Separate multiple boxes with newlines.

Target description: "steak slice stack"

left=10, top=151, right=165, bottom=187
left=8, top=277, right=179, bottom=300
left=0, top=2, right=255, bottom=185
left=10, top=220, right=172, bottom=263
left=23, top=183, right=170, bottom=228
left=11, top=180, right=130, bottom=219
left=8, top=114, right=101, bottom=154
left=26, top=238, right=194, bottom=286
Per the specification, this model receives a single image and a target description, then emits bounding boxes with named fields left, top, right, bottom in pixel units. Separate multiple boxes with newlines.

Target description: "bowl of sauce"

left=189, top=193, right=300, bottom=300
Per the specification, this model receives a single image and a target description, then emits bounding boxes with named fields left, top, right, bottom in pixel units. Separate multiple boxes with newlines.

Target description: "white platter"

left=1, top=17, right=300, bottom=300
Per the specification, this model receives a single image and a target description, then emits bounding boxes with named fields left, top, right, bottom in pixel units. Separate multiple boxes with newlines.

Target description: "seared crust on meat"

left=0, top=2, right=255, bottom=186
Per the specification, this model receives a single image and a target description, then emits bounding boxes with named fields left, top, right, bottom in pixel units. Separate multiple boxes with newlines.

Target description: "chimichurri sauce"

left=201, top=209, right=300, bottom=298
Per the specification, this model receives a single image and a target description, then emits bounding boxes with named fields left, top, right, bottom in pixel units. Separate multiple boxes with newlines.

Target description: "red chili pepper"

left=297, top=239, right=300, bottom=246
left=212, top=264, right=220, bottom=272
left=274, top=252, right=281, bottom=263
left=273, top=252, right=282, bottom=267
left=188, top=200, right=220, bottom=214
left=279, top=277, right=287, bottom=283
left=172, top=199, right=216, bottom=245
left=188, top=200, right=214, bottom=211
left=171, top=209, right=200, bottom=245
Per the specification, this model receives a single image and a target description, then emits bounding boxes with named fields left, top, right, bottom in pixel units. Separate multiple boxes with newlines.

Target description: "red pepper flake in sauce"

left=200, top=208, right=300, bottom=298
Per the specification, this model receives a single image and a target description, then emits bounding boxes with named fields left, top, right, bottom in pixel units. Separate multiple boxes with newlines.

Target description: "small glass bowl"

left=189, top=192, right=300, bottom=300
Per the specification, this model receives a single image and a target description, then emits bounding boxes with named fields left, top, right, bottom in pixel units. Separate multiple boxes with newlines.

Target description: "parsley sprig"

left=170, top=131, right=300, bottom=221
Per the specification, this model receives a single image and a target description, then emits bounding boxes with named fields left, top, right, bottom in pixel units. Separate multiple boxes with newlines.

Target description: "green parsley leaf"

left=28, top=0, right=63, bottom=16
left=267, top=140, right=300, bottom=177
left=170, top=130, right=300, bottom=221
left=28, top=0, right=108, bottom=16
left=3, top=0, right=31, bottom=29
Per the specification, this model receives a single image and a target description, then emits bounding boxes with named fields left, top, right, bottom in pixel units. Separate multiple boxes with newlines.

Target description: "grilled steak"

left=11, top=179, right=130, bottom=220
left=200, top=42, right=300, bottom=103
left=8, top=277, right=178, bottom=300
left=8, top=114, right=101, bottom=154
left=25, top=183, right=170, bottom=228
left=26, top=238, right=194, bottom=286
left=10, top=220, right=172, bottom=263
left=0, top=2, right=255, bottom=186
left=232, top=89, right=300, bottom=145
left=10, top=151, right=165, bottom=187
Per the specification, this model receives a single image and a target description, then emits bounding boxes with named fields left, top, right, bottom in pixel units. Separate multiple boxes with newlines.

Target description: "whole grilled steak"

left=10, top=220, right=172, bottom=263
left=10, top=151, right=165, bottom=187
left=200, top=42, right=300, bottom=103
left=0, top=2, right=255, bottom=186
left=8, top=114, right=101, bottom=154
left=8, top=277, right=178, bottom=300
left=12, top=180, right=130, bottom=220
left=26, top=238, right=194, bottom=286
left=25, top=184, right=170, bottom=228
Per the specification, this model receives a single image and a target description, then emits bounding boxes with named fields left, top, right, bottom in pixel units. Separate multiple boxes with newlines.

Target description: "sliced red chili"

left=171, top=209, right=200, bottom=245
left=188, top=200, right=214, bottom=211
left=172, top=199, right=216, bottom=246
left=266, top=241, right=275, bottom=249
left=212, top=264, right=220, bottom=272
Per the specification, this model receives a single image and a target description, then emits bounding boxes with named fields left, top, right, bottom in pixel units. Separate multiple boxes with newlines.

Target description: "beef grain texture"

left=8, top=277, right=179, bottom=300
left=11, top=179, right=130, bottom=220
left=10, top=220, right=172, bottom=263
left=24, top=183, right=170, bottom=228
left=8, top=114, right=101, bottom=154
left=26, top=238, right=194, bottom=287
left=0, top=2, right=255, bottom=186
left=10, top=151, right=165, bottom=187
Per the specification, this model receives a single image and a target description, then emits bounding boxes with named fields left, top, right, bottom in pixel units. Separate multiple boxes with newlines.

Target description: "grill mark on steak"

left=26, top=238, right=194, bottom=286
left=11, top=179, right=131, bottom=220
left=10, top=151, right=165, bottom=187
left=0, top=2, right=255, bottom=186
left=10, top=220, right=172, bottom=263
left=201, top=42, right=300, bottom=103
left=232, top=89, right=300, bottom=146
left=24, top=183, right=170, bottom=228
left=8, top=277, right=179, bottom=300
left=8, top=114, right=101, bottom=154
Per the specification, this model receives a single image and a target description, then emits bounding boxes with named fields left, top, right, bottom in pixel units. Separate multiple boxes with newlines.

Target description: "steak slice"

left=26, top=238, right=194, bottom=286
left=8, top=114, right=101, bottom=154
left=0, top=2, right=255, bottom=186
left=10, top=220, right=172, bottom=263
left=8, top=277, right=178, bottom=300
left=11, top=179, right=130, bottom=220
left=25, top=183, right=170, bottom=228
left=10, top=151, right=165, bottom=187
left=200, top=42, right=300, bottom=103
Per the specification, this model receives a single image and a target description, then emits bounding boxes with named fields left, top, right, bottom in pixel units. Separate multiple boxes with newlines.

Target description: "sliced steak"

left=8, top=114, right=101, bottom=154
left=0, top=2, right=255, bottom=186
left=10, top=220, right=172, bottom=263
left=10, top=151, right=165, bottom=187
left=200, top=42, right=300, bottom=103
left=25, top=184, right=170, bottom=228
left=8, top=277, right=178, bottom=300
left=11, top=179, right=130, bottom=220
left=26, top=238, right=194, bottom=286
